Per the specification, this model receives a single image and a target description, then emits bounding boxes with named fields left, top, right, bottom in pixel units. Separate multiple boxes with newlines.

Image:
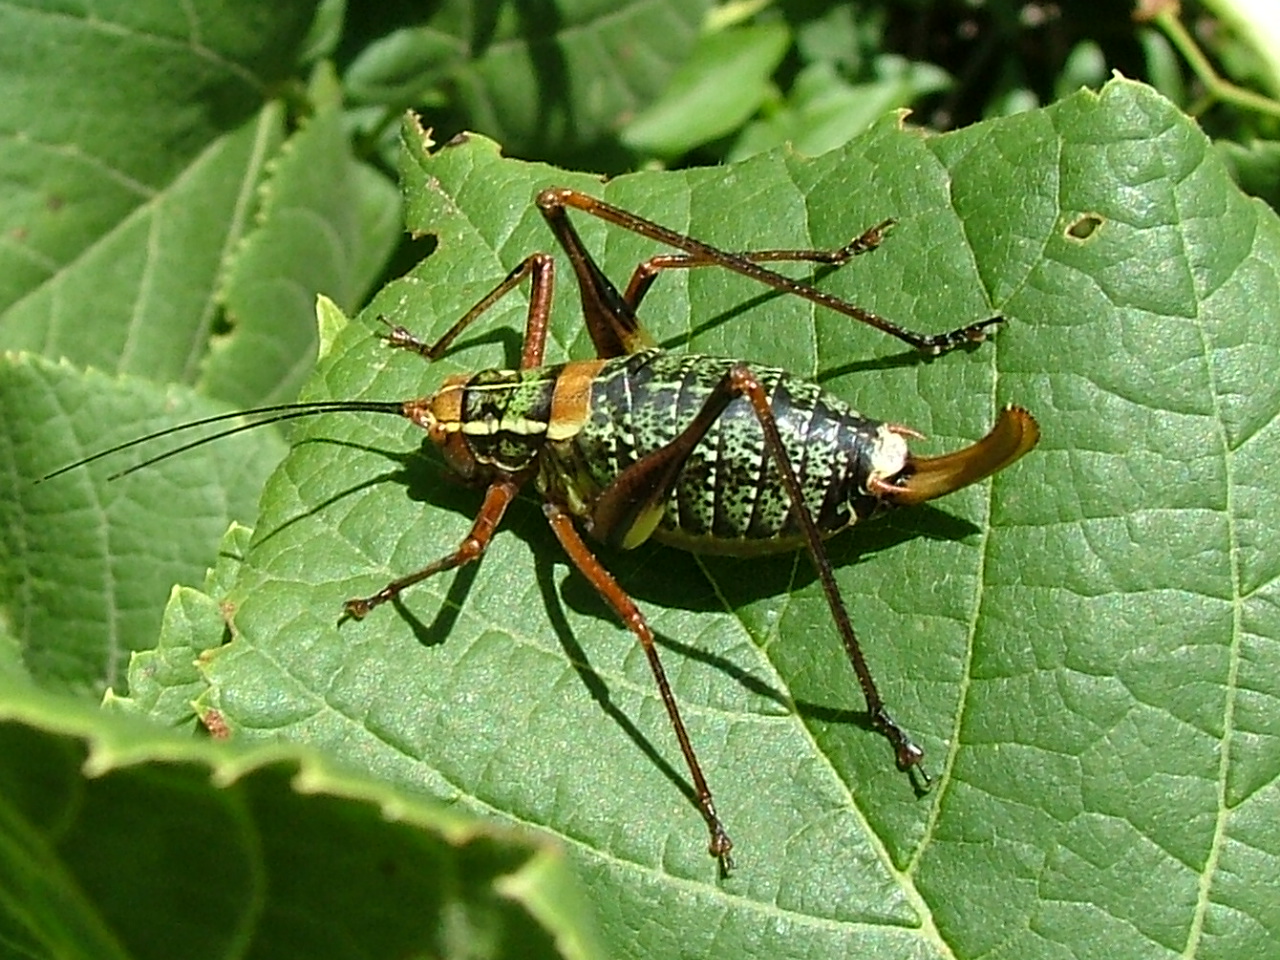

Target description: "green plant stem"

left=1153, top=7, right=1280, bottom=118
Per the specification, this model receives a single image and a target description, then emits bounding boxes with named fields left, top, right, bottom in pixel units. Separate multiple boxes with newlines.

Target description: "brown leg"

left=537, top=186, right=1000, bottom=356
left=724, top=365, right=930, bottom=786
left=587, top=364, right=930, bottom=789
left=380, top=252, right=556, bottom=370
left=620, top=219, right=897, bottom=311
left=543, top=501, right=735, bottom=873
left=533, top=193, right=654, bottom=359
left=343, top=478, right=522, bottom=620
left=585, top=373, right=739, bottom=551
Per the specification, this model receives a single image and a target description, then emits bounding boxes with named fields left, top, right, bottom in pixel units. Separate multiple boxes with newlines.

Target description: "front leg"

left=343, top=478, right=522, bottom=620
left=377, top=252, right=558, bottom=370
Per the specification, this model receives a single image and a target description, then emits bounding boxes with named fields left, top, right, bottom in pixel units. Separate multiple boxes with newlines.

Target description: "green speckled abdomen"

left=544, top=349, right=900, bottom=554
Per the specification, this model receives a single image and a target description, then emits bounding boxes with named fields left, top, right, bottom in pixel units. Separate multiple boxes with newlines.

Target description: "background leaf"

left=620, top=22, right=792, bottom=158
left=0, top=0, right=400, bottom=697
left=344, top=0, right=714, bottom=170
left=0, top=1, right=317, bottom=385
left=0, top=0, right=399, bottom=408
left=0, top=679, right=603, bottom=959
left=206, top=64, right=401, bottom=407
left=0, top=355, right=286, bottom=695
left=115, top=80, right=1278, bottom=959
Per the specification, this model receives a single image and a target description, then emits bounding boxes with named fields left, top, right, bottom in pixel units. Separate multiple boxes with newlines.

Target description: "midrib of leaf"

left=9, top=106, right=282, bottom=381
left=670, top=373, right=991, bottom=947
left=178, top=104, right=282, bottom=383
left=1180, top=195, right=1249, bottom=960
left=903, top=191, right=1033, bottom=880
left=112, top=106, right=283, bottom=381
left=707, top=538, right=965, bottom=956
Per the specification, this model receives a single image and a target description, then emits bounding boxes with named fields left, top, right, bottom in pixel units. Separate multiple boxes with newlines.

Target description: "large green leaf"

left=98, top=80, right=1280, bottom=958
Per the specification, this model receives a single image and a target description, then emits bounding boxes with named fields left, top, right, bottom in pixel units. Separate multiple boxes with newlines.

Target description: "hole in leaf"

left=1066, top=213, right=1104, bottom=240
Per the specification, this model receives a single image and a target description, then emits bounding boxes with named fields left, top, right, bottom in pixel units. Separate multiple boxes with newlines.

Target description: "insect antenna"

left=40, top=399, right=408, bottom=482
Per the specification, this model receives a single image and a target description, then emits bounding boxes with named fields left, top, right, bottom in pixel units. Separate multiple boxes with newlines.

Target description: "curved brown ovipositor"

left=890, top=405, right=1039, bottom=505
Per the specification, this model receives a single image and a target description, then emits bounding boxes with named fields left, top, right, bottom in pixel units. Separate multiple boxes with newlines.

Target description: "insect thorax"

left=540, top=350, right=909, bottom=554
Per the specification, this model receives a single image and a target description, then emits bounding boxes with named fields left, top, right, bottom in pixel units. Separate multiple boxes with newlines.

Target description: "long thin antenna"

left=40, top=400, right=408, bottom=482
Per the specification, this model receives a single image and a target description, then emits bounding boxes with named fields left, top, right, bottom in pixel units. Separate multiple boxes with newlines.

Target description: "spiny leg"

left=543, top=501, right=735, bottom=873
left=537, top=186, right=999, bottom=356
left=380, top=252, right=557, bottom=370
left=343, top=478, right=522, bottom=620
left=620, top=219, right=897, bottom=311
left=586, top=364, right=930, bottom=789
left=725, top=365, right=930, bottom=788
